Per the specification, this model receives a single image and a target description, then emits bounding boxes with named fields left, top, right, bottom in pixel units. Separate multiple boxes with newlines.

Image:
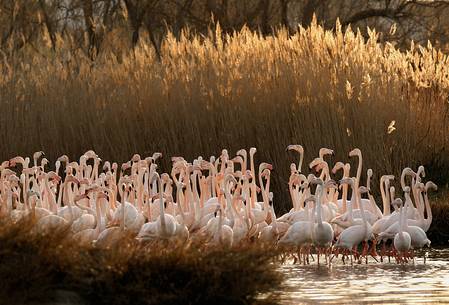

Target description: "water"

left=278, top=248, right=449, bottom=304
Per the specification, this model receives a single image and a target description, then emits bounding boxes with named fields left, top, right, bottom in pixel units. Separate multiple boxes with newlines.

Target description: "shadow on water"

left=277, top=248, right=449, bottom=304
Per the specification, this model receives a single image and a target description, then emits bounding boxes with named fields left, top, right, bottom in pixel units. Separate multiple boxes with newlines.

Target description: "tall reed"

left=1, top=21, right=448, bottom=214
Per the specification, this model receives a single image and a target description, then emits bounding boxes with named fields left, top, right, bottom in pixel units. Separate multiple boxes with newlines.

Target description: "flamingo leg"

left=380, top=241, right=386, bottom=262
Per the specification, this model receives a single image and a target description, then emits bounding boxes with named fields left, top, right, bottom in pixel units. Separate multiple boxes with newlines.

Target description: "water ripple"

left=278, top=248, right=449, bottom=304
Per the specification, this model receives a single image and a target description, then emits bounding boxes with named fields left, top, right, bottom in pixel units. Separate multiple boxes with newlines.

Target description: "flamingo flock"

left=0, top=147, right=436, bottom=265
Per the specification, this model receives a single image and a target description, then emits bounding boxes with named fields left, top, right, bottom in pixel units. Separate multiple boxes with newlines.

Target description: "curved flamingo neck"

left=423, top=191, right=432, bottom=228
left=315, top=185, right=324, bottom=225
left=44, top=176, right=58, bottom=214
left=346, top=188, right=355, bottom=222
left=157, top=177, right=166, bottom=235
left=355, top=185, right=367, bottom=230
left=403, top=193, right=412, bottom=231
left=175, top=182, right=183, bottom=212
left=354, top=153, right=362, bottom=189
left=121, top=186, right=127, bottom=231
left=93, top=194, right=101, bottom=232
left=382, top=180, right=391, bottom=215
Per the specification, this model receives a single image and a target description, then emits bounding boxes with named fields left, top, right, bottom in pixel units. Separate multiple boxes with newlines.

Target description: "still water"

left=278, top=248, right=449, bottom=304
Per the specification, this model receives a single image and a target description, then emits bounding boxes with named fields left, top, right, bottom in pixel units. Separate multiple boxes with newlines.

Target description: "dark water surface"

left=277, top=248, right=449, bottom=304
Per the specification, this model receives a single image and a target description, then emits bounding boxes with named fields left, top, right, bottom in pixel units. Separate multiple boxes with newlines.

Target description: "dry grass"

left=427, top=188, right=449, bottom=246
left=1, top=21, right=449, bottom=214
left=0, top=218, right=282, bottom=305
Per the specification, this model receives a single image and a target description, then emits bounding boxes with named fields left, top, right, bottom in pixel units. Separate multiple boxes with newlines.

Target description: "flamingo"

left=72, top=191, right=108, bottom=246
left=310, top=177, right=336, bottom=265
left=95, top=181, right=132, bottom=248
left=209, top=206, right=233, bottom=248
left=0, top=147, right=438, bottom=265
left=278, top=196, right=315, bottom=264
left=259, top=203, right=280, bottom=244
left=334, top=178, right=375, bottom=264
left=393, top=198, right=411, bottom=263
left=286, top=145, right=304, bottom=173
left=423, top=181, right=437, bottom=231
left=137, top=173, right=177, bottom=240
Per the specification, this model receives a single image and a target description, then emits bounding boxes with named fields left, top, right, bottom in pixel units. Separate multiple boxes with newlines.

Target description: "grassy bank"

left=1, top=22, right=449, bottom=237
left=0, top=218, right=282, bottom=305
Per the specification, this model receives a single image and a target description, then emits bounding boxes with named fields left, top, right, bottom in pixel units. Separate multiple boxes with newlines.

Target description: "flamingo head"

left=9, top=156, right=24, bottom=167
left=1, top=161, right=9, bottom=169
left=131, top=154, right=141, bottom=162
left=84, top=150, right=97, bottom=159
left=325, top=179, right=338, bottom=190
left=425, top=181, right=437, bottom=192
left=161, top=173, right=171, bottom=184
left=286, top=144, right=304, bottom=154
left=221, top=149, right=229, bottom=158
left=57, top=155, right=69, bottom=163
left=249, top=147, right=257, bottom=156
left=231, top=156, right=243, bottom=164
left=259, top=162, right=273, bottom=173
left=290, top=163, right=297, bottom=174
left=348, top=148, right=361, bottom=158
left=392, top=198, right=403, bottom=208
left=309, top=177, right=324, bottom=186
left=309, top=158, right=324, bottom=172
left=306, top=173, right=317, bottom=183
left=289, top=173, right=300, bottom=186
left=47, top=171, right=61, bottom=183
left=381, top=174, right=395, bottom=183
left=402, top=167, right=416, bottom=177
left=339, top=177, right=354, bottom=186
left=236, top=149, right=247, bottom=158
left=152, top=152, right=162, bottom=161
left=41, top=158, right=49, bottom=167
left=319, top=148, right=334, bottom=158
left=33, top=151, right=45, bottom=161
left=121, top=161, right=132, bottom=172
left=331, top=162, right=344, bottom=174
left=403, top=186, right=411, bottom=194
left=417, top=165, right=426, bottom=178
left=358, top=185, right=370, bottom=195
left=304, top=195, right=316, bottom=204
left=79, top=155, right=87, bottom=165
left=27, top=190, right=40, bottom=200
left=260, top=169, right=271, bottom=180
left=65, top=175, right=80, bottom=185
